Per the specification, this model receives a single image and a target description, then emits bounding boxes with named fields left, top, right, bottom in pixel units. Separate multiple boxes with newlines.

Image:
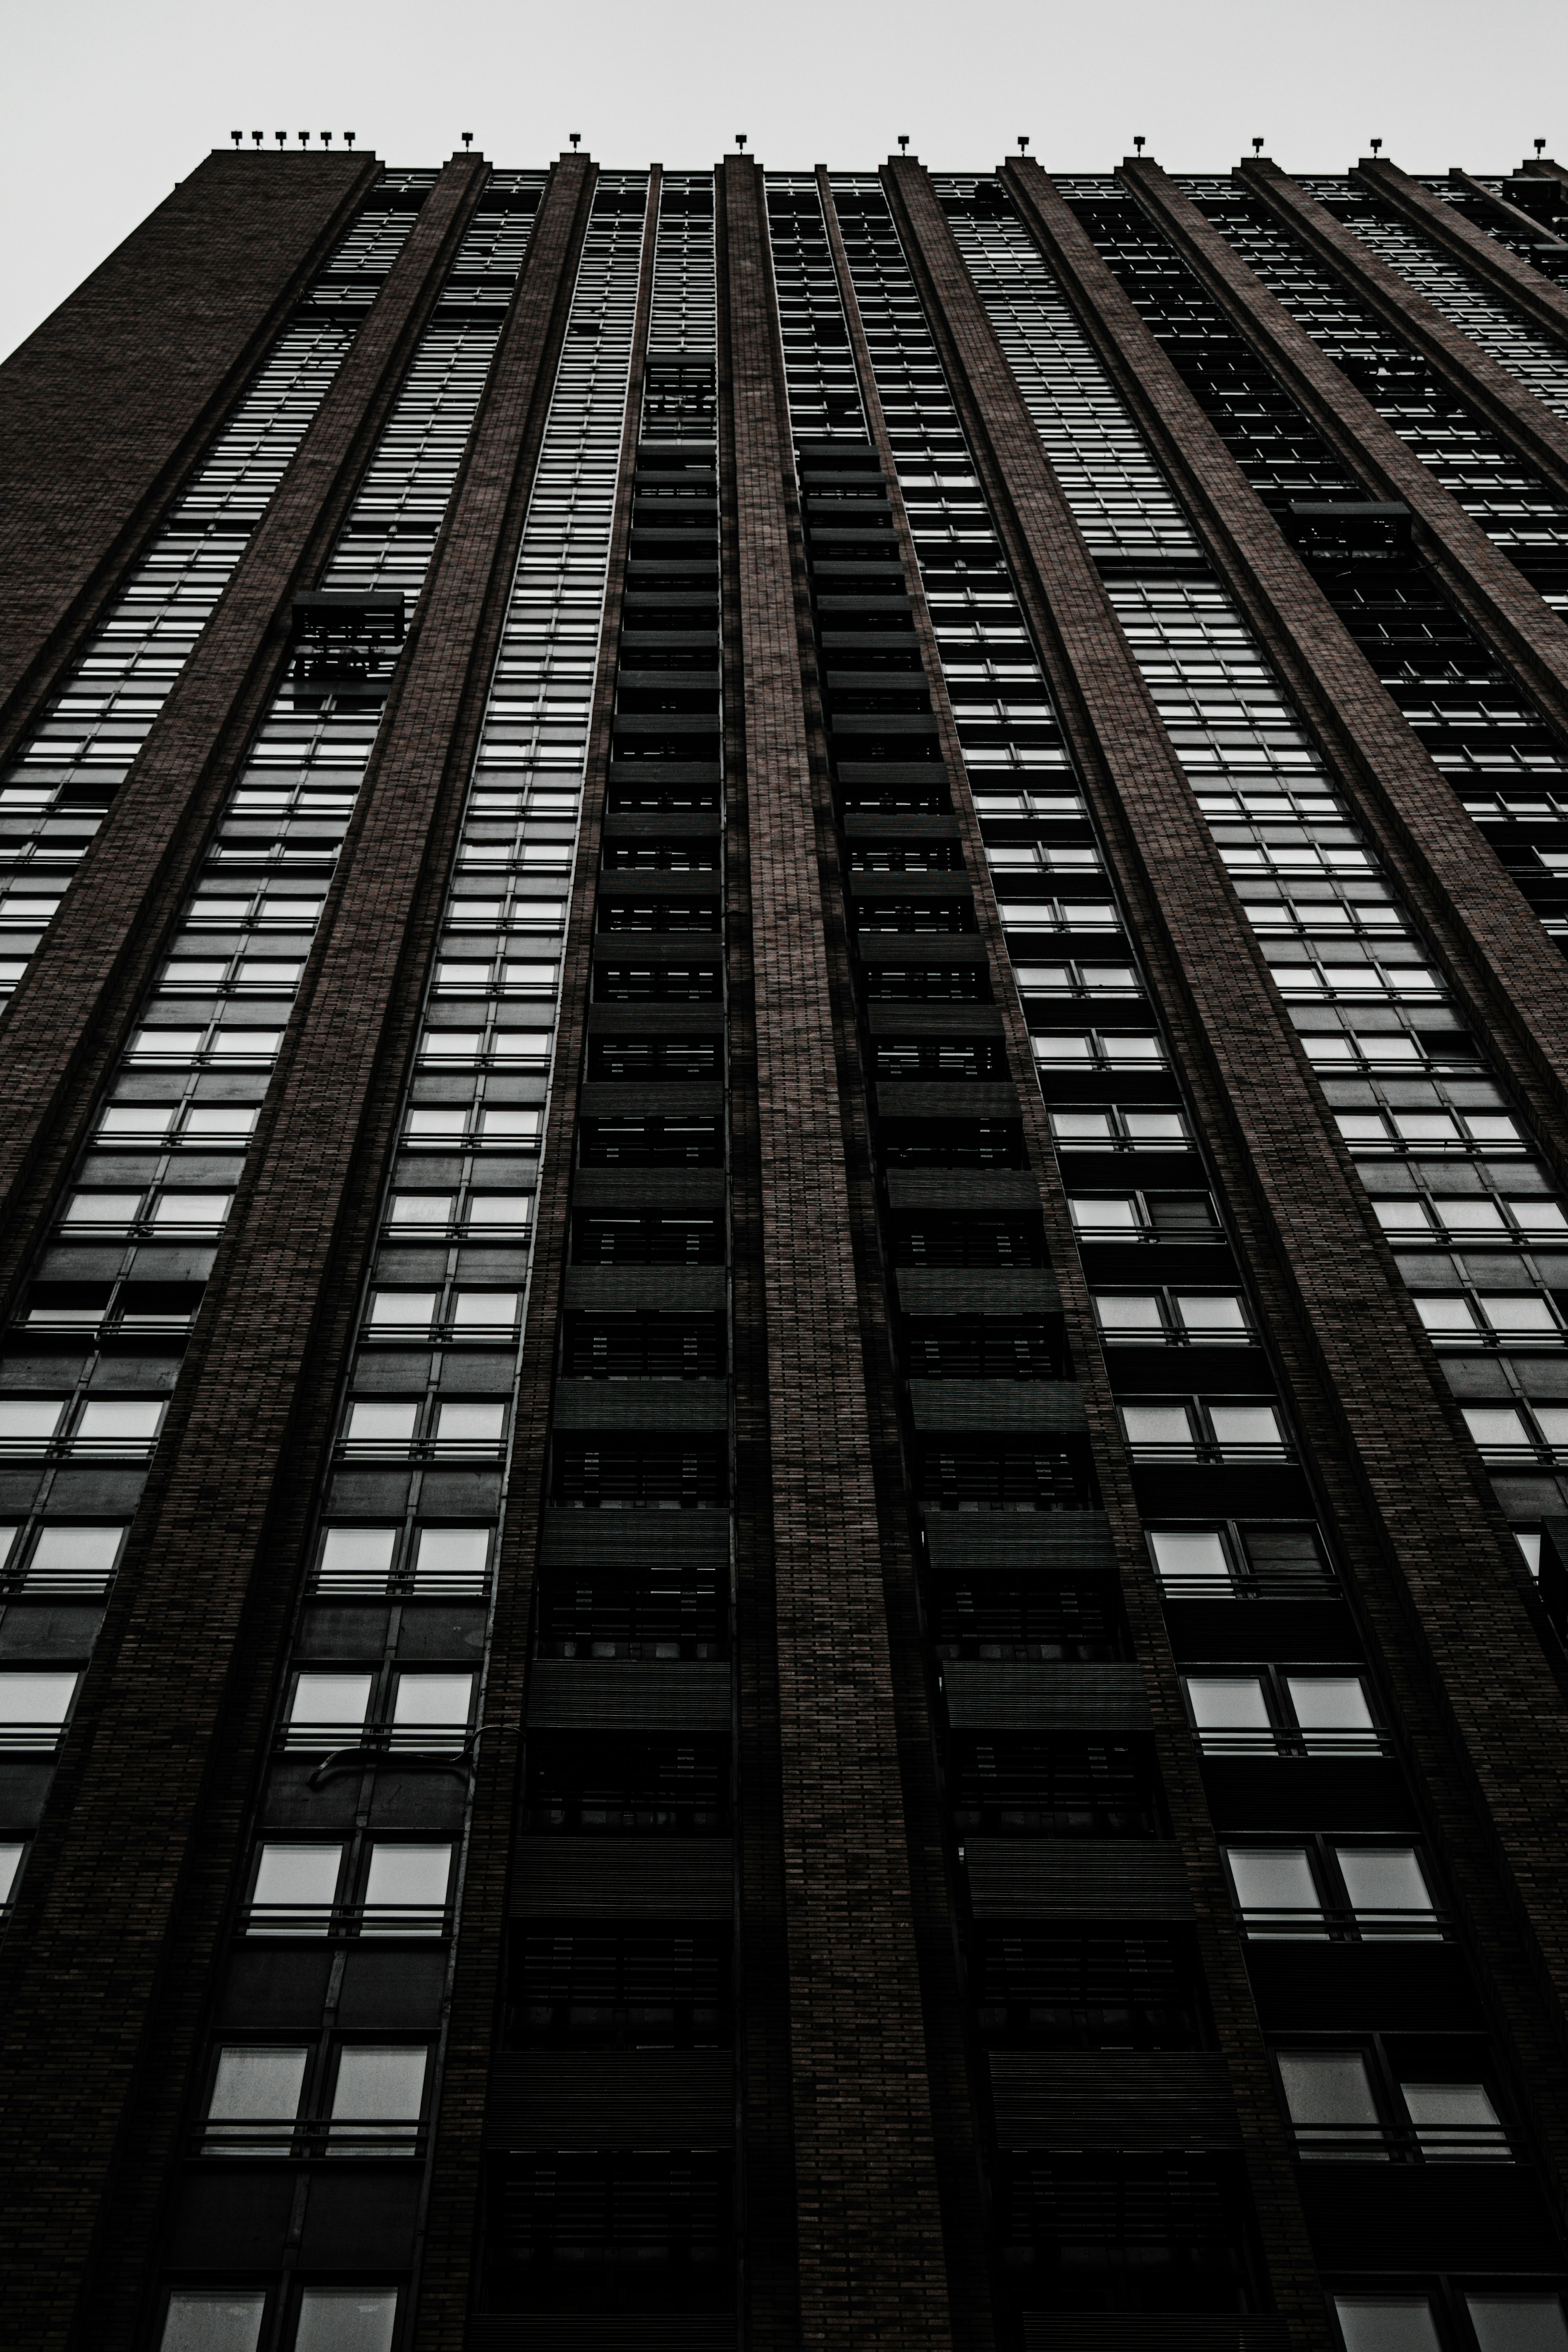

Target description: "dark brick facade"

left=1352, top=156, right=1568, bottom=343
left=0, top=156, right=491, bottom=1313
left=0, top=150, right=376, bottom=751
left=0, top=156, right=593, bottom=2352
left=7, top=142, right=1568, bottom=2352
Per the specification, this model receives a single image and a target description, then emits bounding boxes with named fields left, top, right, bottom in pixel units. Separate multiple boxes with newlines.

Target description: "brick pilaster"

left=721, top=151, right=954, bottom=2349
left=1352, top=155, right=1568, bottom=343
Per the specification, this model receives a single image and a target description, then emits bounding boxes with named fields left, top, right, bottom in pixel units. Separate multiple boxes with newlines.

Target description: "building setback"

left=4, top=136, right=1568, bottom=2352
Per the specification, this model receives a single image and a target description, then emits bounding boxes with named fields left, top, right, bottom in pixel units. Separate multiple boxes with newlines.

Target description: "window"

left=158, top=2291, right=267, bottom=2352
left=389, top=1192, right=453, bottom=1225
left=368, top=1289, right=438, bottom=1327
left=0, top=1672, right=77, bottom=1747
left=345, top=1401, right=417, bottom=1444
left=390, top=1673, right=473, bottom=1739
left=363, top=1842, right=451, bottom=1930
left=1186, top=1670, right=1376, bottom=1756
left=248, top=1846, right=342, bottom=1933
left=434, top=1401, right=505, bottom=1445
left=1333, top=2296, right=1441, bottom=2351
left=329, top=2046, right=426, bottom=2151
left=0, top=1843, right=23, bottom=1905
left=205, top=2045, right=307, bottom=2154
left=151, top=1192, right=232, bottom=1227
left=1277, top=2048, right=1384, bottom=2158
left=0, top=1401, right=64, bottom=1439
left=1226, top=1840, right=1439, bottom=1939
left=287, top=1675, right=372, bottom=1739
left=452, top=1289, right=520, bottom=1327
left=1120, top=1400, right=1285, bottom=1458
left=316, top=1527, right=397, bottom=1589
left=1465, top=2296, right=1568, bottom=2352
left=292, top=2290, right=397, bottom=2352
left=412, top=1526, right=490, bottom=1589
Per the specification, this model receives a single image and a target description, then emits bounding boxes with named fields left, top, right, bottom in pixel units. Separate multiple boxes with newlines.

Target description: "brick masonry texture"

left=888, top=150, right=1568, bottom=2306
left=0, top=149, right=376, bottom=751
left=1354, top=156, right=1568, bottom=344
left=0, top=153, right=492, bottom=1327
left=0, top=158, right=595, bottom=2352
left=720, top=153, right=954, bottom=2350
left=1234, top=158, right=1568, bottom=503
left=1120, top=159, right=1568, bottom=749
left=1003, top=158, right=1568, bottom=1192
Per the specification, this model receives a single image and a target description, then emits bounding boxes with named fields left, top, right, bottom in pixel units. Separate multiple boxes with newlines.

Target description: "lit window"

left=292, top=2289, right=397, bottom=2352
left=1225, top=1845, right=1325, bottom=1935
left=78, top=1400, right=164, bottom=1440
left=368, top=1291, right=437, bottom=1326
left=1122, top=1403, right=1193, bottom=1447
left=363, top=1843, right=451, bottom=1927
left=435, top=1402, right=504, bottom=1444
left=205, top=2046, right=307, bottom=2154
left=152, top=1193, right=232, bottom=1227
left=64, top=1191, right=143, bottom=1222
left=317, top=1528, right=396, bottom=1585
left=158, top=2290, right=267, bottom=2352
left=1416, top=1296, right=1477, bottom=1333
left=289, top=1675, right=372, bottom=1730
left=1208, top=1403, right=1282, bottom=1448
left=452, top=1291, right=519, bottom=1326
left=1277, top=2048, right=1383, bottom=2158
left=1333, top=2294, right=1440, bottom=2351
left=345, top=1402, right=417, bottom=1443
left=0, top=1401, right=66, bottom=1439
left=1175, top=1294, right=1247, bottom=1335
left=1148, top=1529, right=1228, bottom=1590
left=329, top=2045, right=427, bottom=2149
left=389, top=1194, right=454, bottom=1225
left=1095, top=1294, right=1162, bottom=1334
left=1463, top=1407, right=1529, bottom=1449
left=412, top=1527, right=490, bottom=1587
left=1480, top=1294, right=1555, bottom=1333
left=1464, top=2293, right=1568, bottom=2352
left=466, top=1194, right=531, bottom=1225
left=250, top=1845, right=342, bottom=1931
left=1333, top=1847, right=1436, bottom=1935
left=391, top=1673, right=473, bottom=1730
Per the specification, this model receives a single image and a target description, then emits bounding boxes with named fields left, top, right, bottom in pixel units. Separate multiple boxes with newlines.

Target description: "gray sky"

left=4, top=0, right=1565, bottom=363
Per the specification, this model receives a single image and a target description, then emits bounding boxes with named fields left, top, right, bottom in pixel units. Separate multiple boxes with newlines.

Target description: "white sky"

left=3, top=0, right=1565, bottom=364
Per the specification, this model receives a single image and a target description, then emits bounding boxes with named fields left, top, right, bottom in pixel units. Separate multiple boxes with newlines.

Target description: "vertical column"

left=721, top=153, right=954, bottom=2347
left=0, top=149, right=376, bottom=741
left=0, top=159, right=594, bottom=2352
left=1116, top=159, right=1568, bottom=740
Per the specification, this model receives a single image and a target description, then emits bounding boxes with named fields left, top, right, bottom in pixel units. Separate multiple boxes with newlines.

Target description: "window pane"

left=1148, top=1529, right=1229, bottom=1588
left=159, top=2290, right=267, bottom=2352
left=31, top=1526, right=121, bottom=1577
left=1123, top=1112, right=1185, bottom=1140
left=253, top=1846, right=342, bottom=1908
left=1174, top=1295, right=1247, bottom=1332
left=0, top=1401, right=64, bottom=1436
left=332, top=2046, right=426, bottom=2119
left=292, top=2290, right=397, bottom=2352
left=79, top=1401, right=163, bottom=1437
left=435, top=1402, right=505, bottom=1442
left=1208, top=1404, right=1281, bottom=1446
left=1186, top=1676, right=1269, bottom=1729
left=0, top=1843, right=23, bottom=1903
left=1415, top=1297, right=1476, bottom=1332
left=0, top=1673, right=76, bottom=1725
left=413, top=1527, right=489, bottom=1583
left=1070, top=1196, right=1137, bottom=1227
left=364, top=1844, right=452, bottom=1907
left=290, top=1675, right=371, bottom=1726
left=452, top=1291, right=520, bottom=1326
left=408, top=1110, right=468, bottom=1138
left=345, top=1403, right=417, bottom=1441
left=1051, top=1111, right=1112, bottom=1139
left=1440, top=1199, right=1504, bottom=1232
left=1226, top=1846, right=1322, bottom=1921
left=1277, top=2049, right=1379, bottom=2124
left=1482, top=1295, right=1556, bottom=1332
left=318, top=1529, right=397, bottom=1581
left=186, top=1108, right=257, bottom=1138
left=1286, top=1677, right=1373, bottom=1732
left=465, top=1194, right=531, bottom=1225
left=65, top=1192, right=143, bottom=1222
left=1334, top=1848, right=1433, bottom=1917
left=1095, top=1295, right=1162, bottom=1331
left=152, top=1193, right=231, bottom=1225
left=1121, top=1405, right=1192, bottom=1445
left=1333, top=2298, right=1441, bottom=2352
left=1372, top=1200, right=1430, bottom=1232
left=389, top=1194, right=453, bottom=1224
left=1462, top=1409, right=1528, bottom=1448
left=391, top=1674, right=472, bottom=1727
left=478, top=1109, right=540, bottom=1137
left=207, top=2047, right=307, bottom=2120
left=369, top=1291, right=437, bottom=1325
left=1393, top=1112, right=1458, bottom=1140
left=1466, top=2295, right=1568, bottom=2352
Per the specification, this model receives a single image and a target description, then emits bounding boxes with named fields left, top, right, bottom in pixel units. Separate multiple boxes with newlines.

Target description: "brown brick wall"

left=0, top=158, right=595, bottom=2352
left=887, top=150, right=1568, bottom=2305
left=0, top=154, right=492, bottom=1323
left=1119, top=158, right=1568, bottom=748
left=0, top=148, right=377, bottom=750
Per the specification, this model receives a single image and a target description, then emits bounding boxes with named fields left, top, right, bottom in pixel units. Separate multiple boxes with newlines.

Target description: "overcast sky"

left=4, top=0, right=1565, bottom=363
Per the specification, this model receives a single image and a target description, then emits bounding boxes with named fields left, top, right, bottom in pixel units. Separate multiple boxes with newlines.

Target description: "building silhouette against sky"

left=4, top=134, right=1568, bottom=2352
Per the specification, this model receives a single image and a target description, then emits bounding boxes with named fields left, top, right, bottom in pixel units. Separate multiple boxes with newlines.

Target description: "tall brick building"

left=5, top=133, right=1568, bottom=2352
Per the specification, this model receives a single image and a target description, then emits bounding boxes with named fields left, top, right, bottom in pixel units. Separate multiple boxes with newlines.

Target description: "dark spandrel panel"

left=972, top=1926, right=1207, bottom=2052
left=949, top=1733, right=1164, bottom=1838
left=995, top=2151, right=1260, bottom=2316
left=522, top=1733, right=729, bottom=1835
left=483, top=2149, right=734, bottom=2314
left=505, top=1925, right=732, bottom=2050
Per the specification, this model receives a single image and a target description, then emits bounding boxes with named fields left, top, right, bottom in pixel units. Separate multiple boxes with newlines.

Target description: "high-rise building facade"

left=5, top=135, right=1568, bottom=2352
